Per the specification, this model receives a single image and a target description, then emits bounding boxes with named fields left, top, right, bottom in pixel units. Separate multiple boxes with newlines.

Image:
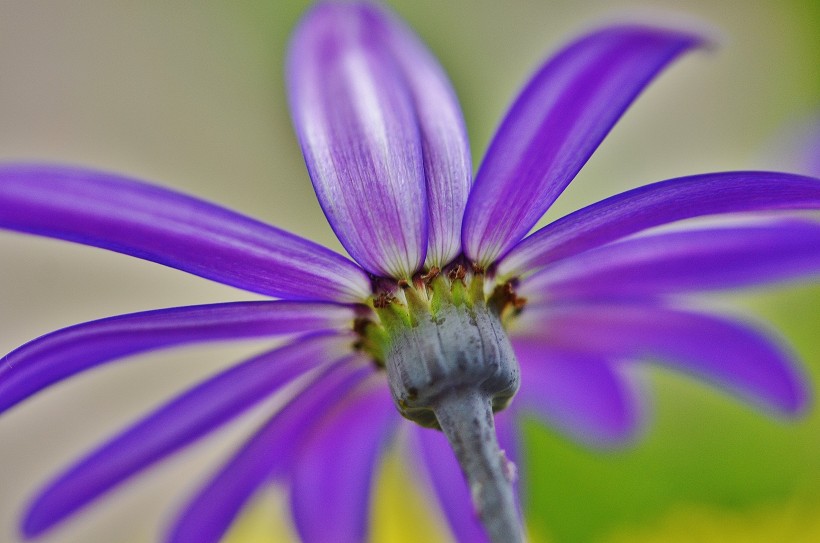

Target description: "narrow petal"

left=287, top=3, right=428, bottom=279
left=511, top=340, right=642, bottom=445
left=499, top=171, right=820, bottom=277
left=166, top=358, right=374, bottom=543
left=516, top=304, right=808, bottom=415
left=521, top=220, right=820, bottom=302
left=411, top=410, right=521, bottom=543
left=809, top=130, right=820, bottom=178
left=290, top=381, right=399, bottom=543
left=364, top=3, right=472, bottom=267
left=0, top=164, right=371, bottom=301
left=21, top=334, right=351, bottom=538
left=463, top=25, right=703, bottom=266
left=492, top=412, right=522, bottom=521
left=0, top=301, right=358, bottom=414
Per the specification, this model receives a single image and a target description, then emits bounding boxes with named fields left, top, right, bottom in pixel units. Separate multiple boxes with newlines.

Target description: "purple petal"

left=492, top=412, right=522, bottom=519
left=521, top=220, right=820, bottom=302
left=0, top=164, right=371, bottom=302
left=411, top=410, right=521, bottom=543
left=798, top=117, right=820, bottom=177
left=515, top=303, right=809, bottom=415
left=21, top=334, right=351, bottom=538
left=463, top=25, right=703, bottom=267
left=0, top=301, right=358, bottom=414
left=287, top=3, right=428, bottom=279
left=510, top=340, right=642, bottom=446
left=808, top=135, right=820, bottom=178
left=364, top=4, right=472, bottom=268
left=499, top=171, right=820, bottom=277
left=290, top=381, right=398, bottom=543
left=166, top=358, right=374, bottom=543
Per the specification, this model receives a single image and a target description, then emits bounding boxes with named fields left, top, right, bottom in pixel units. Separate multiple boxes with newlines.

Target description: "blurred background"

left=0, top=1, right=818, bottom=542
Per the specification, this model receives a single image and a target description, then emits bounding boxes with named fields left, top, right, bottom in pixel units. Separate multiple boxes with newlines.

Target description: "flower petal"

left=290, top=381, right=398, bottom=543
left=411, top=411, right=521, bottom=543
left=499, top=171, right=820, bottom=277
left=287, top=3, right=428, bottom=279
left=21, top=334, right=351, bottom=538
left=463, top=25, right=703, bottom=267
left=516, top=303, right=809, bottom=415
left=364, top=3, right=472, bottom=268
left=511, top=340, right=642, bottom=446
left=0, top=164, right=371, bottom=301
left=521, top=220, right=820, bottom=303
left=0, top=301, right=357, bottom=414
left=166, top=359, right=373, bottom=543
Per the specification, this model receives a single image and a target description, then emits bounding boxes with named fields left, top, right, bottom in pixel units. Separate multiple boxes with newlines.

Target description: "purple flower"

left=1, top=2, right=819, bottom=542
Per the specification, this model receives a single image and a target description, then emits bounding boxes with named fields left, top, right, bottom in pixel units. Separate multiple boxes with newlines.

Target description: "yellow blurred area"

left=604, top=498, right=820, bottom=543
left=220, top=489, right=296, bottom=543
left=370, top=447, right=451, bottom=543
left=222, top=447, right=451, bottom=543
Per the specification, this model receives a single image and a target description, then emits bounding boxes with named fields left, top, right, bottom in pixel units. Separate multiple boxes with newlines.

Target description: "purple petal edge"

left=362, top=3, right=472, bottom=268
left=165, top=359, right=374, bottom=543
left=521, top=219, right=820, bottom=301
left=21, top=334, right=352, bottom=538
left=290, top=381, right=398, bottom=543
left=516, top=303, right=809, bottom=415
left=0, top=300, right=358, bottom=414
left=287, top=3, right=428, bottom=279
left=499, top=171, right=820, bottom=277
left=0, top=164, right=371, bottom=302
left=511, top=340, right=643, bottom=446
left=411, top=411, right=521, bottom=543
left=463, top=24, right=703, bottom=267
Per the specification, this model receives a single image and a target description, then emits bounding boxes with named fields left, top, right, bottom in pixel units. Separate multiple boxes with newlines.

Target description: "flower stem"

left=433, top=389, right=523, bottom=543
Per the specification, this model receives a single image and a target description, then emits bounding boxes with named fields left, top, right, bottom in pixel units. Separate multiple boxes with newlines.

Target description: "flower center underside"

left=353, top=263, right=528, bottom=543
left=354, top=263, right=527, bottom=428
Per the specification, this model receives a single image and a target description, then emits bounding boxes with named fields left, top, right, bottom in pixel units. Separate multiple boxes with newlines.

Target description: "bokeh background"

left=1, top=1, right=819, bottom=542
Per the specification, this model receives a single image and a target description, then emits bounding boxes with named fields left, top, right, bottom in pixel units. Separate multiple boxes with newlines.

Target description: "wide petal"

left=363, top=3, right=472, bottom=268
left=0, top=301, right=358, bottom=414
left=410, top=410, right=521, bottom=543
left=21, top=334, right=352, bottom=538
left=0, top=164, right=371, bottom=301
left=288, top=3, right=428, bottom=279
left=515, top=303, right=808, bottom=415
left=290, top=381, right=398, bottom=543
left=499, top=171, right=820, bottom=277
left=521, top=220, right=820, bottom=302
left=511, top=340, right=642, bottom=446
left=165, top=358, right=374, bottom=543
left=463, top=25, right=702, bottom=267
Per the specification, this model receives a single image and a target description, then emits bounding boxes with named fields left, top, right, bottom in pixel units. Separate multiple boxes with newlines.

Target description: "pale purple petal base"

left=287, top=3, right=428, bottom=279
left=362, top=4, right=472, bottom=268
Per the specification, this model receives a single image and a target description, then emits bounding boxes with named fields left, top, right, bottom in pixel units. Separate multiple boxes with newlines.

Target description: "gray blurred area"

left=0, top=1, right=817, bottom=542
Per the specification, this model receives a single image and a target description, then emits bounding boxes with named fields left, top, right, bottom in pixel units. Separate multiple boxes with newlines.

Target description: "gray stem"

left=433, top=389, right=523, bottom=543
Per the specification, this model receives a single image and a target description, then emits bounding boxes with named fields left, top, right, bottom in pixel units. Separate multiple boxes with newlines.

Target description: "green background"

left=0, top=1, right=818, bottom=542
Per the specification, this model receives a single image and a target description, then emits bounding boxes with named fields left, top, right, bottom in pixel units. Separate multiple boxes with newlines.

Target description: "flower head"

left=1, top=2, right=820, bottom=542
